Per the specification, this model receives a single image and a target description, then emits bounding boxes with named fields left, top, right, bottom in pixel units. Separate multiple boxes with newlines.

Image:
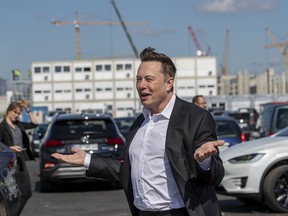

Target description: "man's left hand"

left=194, top=140, right=224, bottom=162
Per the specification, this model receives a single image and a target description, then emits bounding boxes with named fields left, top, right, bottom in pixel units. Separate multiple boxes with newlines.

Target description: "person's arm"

left=18, top=100, right=38, bottom=125
left=52, top=147, right=121, bottom=181
left=192, top=112, right=225, bottom=186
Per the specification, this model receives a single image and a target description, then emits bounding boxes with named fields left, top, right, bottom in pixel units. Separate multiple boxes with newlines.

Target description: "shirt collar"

left=142, top=94, right=176, bottom=119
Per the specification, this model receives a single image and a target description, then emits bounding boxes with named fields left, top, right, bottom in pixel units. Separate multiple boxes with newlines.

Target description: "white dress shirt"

left=129, top=94, right=185, bottom=211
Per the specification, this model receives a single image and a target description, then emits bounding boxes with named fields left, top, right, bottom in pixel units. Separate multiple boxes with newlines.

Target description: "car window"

left=275, top=108, right=288, bottom=130
left=51, top=119, right=118, bottom=139
left=215, top=121, right=240, bottom=137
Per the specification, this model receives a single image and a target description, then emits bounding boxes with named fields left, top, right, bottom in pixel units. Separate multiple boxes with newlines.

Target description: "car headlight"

left=228, top=153, right=265, bottom=164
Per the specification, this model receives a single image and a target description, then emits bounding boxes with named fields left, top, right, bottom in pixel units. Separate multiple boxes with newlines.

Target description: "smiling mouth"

left=141, top=92, right=150, bottom=99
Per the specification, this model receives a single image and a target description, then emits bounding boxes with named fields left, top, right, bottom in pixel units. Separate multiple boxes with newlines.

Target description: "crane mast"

left=110, top=0, right=138, bottom=58
left=188, top=26, right=204, bottom=56
left=222, top=29, right=229, bottom=76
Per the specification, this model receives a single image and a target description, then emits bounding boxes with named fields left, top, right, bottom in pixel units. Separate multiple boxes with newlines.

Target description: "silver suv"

left=39, top=113, right=125, bottom=192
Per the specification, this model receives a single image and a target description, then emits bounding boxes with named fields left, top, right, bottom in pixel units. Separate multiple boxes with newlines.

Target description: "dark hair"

left=140, top=47, right=176, bottom=79
left=4, top=102, right=22, bottom=117
left=192, top=95, right=204, bottom=104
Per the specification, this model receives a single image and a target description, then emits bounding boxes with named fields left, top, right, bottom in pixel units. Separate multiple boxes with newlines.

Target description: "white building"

left=31, top=56, right=217, bottom=117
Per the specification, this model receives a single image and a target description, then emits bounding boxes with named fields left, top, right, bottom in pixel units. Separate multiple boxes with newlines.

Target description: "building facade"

left=31, top=56, right=217, bottom=117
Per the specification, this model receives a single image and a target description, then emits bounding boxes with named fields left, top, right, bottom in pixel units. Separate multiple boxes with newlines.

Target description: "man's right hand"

left=51, top=147, right=86, bottom=166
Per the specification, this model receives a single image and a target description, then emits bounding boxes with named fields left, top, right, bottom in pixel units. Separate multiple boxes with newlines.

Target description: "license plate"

left=73, top=144, right=98, bottom=151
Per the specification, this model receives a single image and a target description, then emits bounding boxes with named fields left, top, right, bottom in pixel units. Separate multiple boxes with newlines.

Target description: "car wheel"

left=0, top=199, right=8, bottom=216
left=263, top=165, right=288, bottom=213
left=40, top=180, right=56, bottom=193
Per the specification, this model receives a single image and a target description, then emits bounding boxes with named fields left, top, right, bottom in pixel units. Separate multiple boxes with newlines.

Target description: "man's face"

left=136, top=61, right=174, bottom=114
left=196, top=97, right=207, bottom=109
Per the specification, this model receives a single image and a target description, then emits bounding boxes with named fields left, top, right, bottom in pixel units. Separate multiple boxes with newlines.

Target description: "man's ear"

left=166, top=77, right=174, bottom=91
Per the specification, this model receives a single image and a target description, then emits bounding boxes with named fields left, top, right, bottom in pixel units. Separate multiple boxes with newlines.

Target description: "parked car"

left=213, top=116, right=246, bottom=151
left=31, top=123, right=49, bottom=157
left=114, top=116, right=137, bottom=138
left=256, top=102, right=288, bottom=137
left=216, top=127, right=288, bottom=213
left=0, top=142, right=23, bottom=215
left=39, top=113, right=125, bottom=192
left=45, top=110, right=67, bottom=123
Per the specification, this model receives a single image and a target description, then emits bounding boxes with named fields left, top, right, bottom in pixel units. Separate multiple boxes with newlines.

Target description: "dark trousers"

left=138, top=208, right=189, bottom=216
left=16, top=155, right=32, bottom=216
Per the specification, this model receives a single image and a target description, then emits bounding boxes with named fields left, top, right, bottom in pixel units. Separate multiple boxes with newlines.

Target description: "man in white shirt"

left=52, top=47, right=225, bottom=216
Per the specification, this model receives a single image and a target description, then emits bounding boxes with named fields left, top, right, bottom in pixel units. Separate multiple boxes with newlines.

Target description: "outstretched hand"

left=194, top=140, right=224, bottom=162
left=51, top=147, right=87, bottom=166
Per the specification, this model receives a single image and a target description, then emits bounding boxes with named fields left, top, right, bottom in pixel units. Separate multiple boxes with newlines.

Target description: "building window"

left=96, top=65, right=103, bottom=71
left=104, top=64, right=111, bottom=71
left=96, top=88, right=102, bottom=92
left=105, top=87, right=112, bottom=91
left=125, top=64, right=132, bottom=70
left=75, top=67, right=82, bottom=72
left=117, top=87, right=124, bottom=91
left=63, top=66, right=70, bottom=72
left=199, top=85, right=205, bottom=88
left=55, top=66, right=61, bottom=73
left=34, top=67, right=41, bottom=73
left=43, top=67, right=50, bottom=73
left=43, top=90, right=50, bottom=93
left=55, top=90, right=62, bottom=93
left=84, top=88, right=91, bottom=92
left=64, top=89, right=71, bottom=93
left=35, top=90, right=41, bottom=94
left=116, top=64, right=123, bottom=71
left=84, top=67, right=91, bottom=72
left=208, top=71, right=212, bottom=76
left=76, top=89, right=82, bottom=92
left=208, top=85, right=214, bottom=88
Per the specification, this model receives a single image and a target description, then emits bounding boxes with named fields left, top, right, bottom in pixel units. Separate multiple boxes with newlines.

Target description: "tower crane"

left=111, top=0, right=138, bottom=58
left=264, top=27, right=288, bottom=71
left=188, top=26, right=204, bottom=56
left=51, top=11, right=138, bottom=60
left=221, top=29, right=229, bottom=76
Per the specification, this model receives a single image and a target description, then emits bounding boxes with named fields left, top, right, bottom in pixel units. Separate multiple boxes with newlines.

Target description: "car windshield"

left=274, top=127, right=288, bottom=137
left=51, top=119, right=118, bottom=139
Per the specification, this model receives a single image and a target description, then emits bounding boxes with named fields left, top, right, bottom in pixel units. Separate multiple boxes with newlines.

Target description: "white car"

left=217, top=127, right=288, bottom=213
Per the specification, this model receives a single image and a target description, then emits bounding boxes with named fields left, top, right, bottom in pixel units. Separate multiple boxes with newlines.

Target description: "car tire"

left=263, top=165, right=288, bottom=213
left=40, top=181, right=56, bottom=193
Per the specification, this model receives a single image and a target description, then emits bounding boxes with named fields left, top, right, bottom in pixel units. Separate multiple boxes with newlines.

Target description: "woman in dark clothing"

left=0, top=99, right=38, bottom=215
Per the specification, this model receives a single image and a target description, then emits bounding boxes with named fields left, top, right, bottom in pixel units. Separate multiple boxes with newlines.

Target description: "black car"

left=39, top=113, right=125, bottom=192
left=256, top=102, right=288, bottom=137
left=0, top=142, right=23, bottom=215
left=31, top=123, right=48, bottom=157
left=114, top=116, right=137, bottom=138
left=213, top=116, right=246, bottom=151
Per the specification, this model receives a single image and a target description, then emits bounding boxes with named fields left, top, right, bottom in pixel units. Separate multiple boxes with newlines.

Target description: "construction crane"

left=221, top=29, right=229, bottom=76
left=264, top=27, right=288, bottom=71
left=51, top=11, right=131, bottom=60
left=188, top=26, right=204, bottom=56
left=111, top=0, right=138, bottom=58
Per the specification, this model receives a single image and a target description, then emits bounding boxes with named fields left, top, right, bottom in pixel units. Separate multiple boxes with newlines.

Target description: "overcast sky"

left=1, top=0, right=287, bottom=88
